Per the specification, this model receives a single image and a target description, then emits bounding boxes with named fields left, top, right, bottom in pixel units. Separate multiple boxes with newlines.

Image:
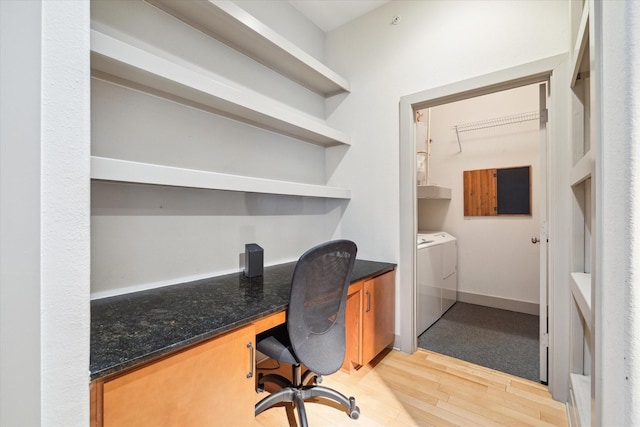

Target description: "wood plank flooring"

left=254, top=349, right=568, bottom=427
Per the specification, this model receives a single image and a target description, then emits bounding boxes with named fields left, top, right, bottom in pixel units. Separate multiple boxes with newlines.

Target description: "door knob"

left=531, top=237, right=539, bottom=244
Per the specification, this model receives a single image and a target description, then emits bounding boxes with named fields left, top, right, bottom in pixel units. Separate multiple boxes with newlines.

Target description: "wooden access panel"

left=99, top=324, right=255, bottom=427
left=463, top=168, right=497, bottom=216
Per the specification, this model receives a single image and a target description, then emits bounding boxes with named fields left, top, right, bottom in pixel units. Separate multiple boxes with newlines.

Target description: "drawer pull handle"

left=366, top=290, right=371, bottom=313
left=246, top=342, right=254, bottom=379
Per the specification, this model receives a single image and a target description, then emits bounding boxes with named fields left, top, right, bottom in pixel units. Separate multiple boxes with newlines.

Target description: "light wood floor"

left=255, top=348, right=568, bottom=427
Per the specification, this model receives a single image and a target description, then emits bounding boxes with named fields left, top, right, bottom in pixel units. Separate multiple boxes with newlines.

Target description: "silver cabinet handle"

left=246, top=341, right=254, bottom=378
left=365, top=290, right=371, bottom=313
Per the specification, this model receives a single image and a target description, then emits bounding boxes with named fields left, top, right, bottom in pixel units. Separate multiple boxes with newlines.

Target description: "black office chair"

left=255, top=240, right=359, bottom=426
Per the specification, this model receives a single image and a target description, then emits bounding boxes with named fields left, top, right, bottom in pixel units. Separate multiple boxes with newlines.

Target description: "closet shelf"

left=91, top=156, right=352, bottom=200
left=452, top=111, right=541, bottom=152
left=144, top=0, right=350, bottom=97
left=570, top=1, right=590, bottom=88
left=570, top=149, right=593, bottom=186
left=417, top=185, right=451, bottom=200
left=570, top=272, right=592, bottom=331
left=90, top=30, right=349, bottom=148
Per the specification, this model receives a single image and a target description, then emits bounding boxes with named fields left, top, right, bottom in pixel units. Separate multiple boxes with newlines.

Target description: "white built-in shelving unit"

left=568, top=1, right=594, bottom=426
left=90, top=1, right=351, bottom=200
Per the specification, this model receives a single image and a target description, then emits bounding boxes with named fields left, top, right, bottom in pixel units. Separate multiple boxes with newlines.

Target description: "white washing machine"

left=417, top=231, right=457, bottom=336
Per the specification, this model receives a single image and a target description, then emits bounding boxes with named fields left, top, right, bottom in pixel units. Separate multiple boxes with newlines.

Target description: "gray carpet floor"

left=417, top=302, right=540, bottom=382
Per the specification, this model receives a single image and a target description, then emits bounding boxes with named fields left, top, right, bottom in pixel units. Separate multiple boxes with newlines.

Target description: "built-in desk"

left=90, top=259, right=395, bottom=426
left=90, top=259, right=395, bottom=381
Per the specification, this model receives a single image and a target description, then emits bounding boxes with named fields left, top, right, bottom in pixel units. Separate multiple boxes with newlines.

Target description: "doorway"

left=413, top=83, right=545, bottom=382
left=397, top=56, right=566, bottom=388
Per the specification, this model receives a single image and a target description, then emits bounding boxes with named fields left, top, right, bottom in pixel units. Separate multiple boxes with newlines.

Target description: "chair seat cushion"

left=256, top=325, right=299, bottom=365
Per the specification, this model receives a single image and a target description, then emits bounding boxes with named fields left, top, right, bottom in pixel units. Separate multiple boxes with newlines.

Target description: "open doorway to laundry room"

left=414, top=83, right=546, bottom=383
left=397, top=57, right=565, bottom=388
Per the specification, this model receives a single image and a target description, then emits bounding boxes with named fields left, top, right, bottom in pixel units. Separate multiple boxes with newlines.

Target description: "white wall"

left=1, top=2, right=43, bottom=424
left=1, top=1, right=91, bottom=425
left=418, top=84, right=541, bottom=307
left=324, top=0, right=568, bottom=335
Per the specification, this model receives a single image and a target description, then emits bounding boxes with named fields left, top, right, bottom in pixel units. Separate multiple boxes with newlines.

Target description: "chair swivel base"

left=255, top=367, right=360, bottom=427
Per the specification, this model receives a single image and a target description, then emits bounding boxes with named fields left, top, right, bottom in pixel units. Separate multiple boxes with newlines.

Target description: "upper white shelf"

left=570, top=1, right=589, bottom=88
left=91, top=156, right=351, bottom=200
left=91, top=30, right=349, bottom=148
left=144, top=0, right=350, bottom=97
left=417, top=185, right=452, bottom=200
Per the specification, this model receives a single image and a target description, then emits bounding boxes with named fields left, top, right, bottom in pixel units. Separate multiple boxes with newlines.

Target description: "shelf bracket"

left=454, top=126, right=462, bottom=153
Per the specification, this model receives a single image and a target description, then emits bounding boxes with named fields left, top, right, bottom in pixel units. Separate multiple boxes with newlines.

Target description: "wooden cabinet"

left=362, top=271, right=396, bottom=366
left=343, top=269, right=395, bottom=371
left=91, top=325, right=256, bottom=427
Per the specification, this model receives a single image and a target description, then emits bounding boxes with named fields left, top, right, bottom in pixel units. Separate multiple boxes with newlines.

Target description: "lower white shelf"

left=569, top=373, right=591, bottom=427
left=91, top=156, right=351, bottom=199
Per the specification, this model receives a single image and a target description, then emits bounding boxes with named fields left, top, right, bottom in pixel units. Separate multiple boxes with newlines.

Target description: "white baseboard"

left=457, top=291, right=539, bottom=315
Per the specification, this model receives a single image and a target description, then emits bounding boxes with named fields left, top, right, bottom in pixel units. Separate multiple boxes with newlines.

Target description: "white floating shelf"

left=144, top=0, right=350, bottom=97
left=570, top=149, right=593, bottom=186
left=571, top=272, right=592, bottom=332
left=570, top=1, right=589, bottom=88
left=91, top=156, right=351, bottom=200
left=91, top=30, right=349, bottom=148
left=569, top=373, right=591, bottom=427
left=417, top=185, right=452, bottom=200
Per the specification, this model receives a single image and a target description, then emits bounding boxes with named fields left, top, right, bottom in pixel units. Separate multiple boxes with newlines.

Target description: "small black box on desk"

left=244, top=243, right=263, bottom=278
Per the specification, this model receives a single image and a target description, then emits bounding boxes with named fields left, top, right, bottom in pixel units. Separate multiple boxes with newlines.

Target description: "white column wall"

left=0, top=1, right=91, bottom=426
left=40, top=1, right=92, bottom=425
left=596, top=0, right=640, bottom=424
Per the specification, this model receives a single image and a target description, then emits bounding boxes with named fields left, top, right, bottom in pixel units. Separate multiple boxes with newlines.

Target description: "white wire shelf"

left=452, top=110, right=541, bottom=152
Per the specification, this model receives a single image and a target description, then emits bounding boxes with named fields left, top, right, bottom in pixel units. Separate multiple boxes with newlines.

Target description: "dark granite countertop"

left=90, top=259, right=395, bottom=380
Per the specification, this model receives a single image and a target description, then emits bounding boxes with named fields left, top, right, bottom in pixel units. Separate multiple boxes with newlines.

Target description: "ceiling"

left=288, top=0, right=391, bottom=32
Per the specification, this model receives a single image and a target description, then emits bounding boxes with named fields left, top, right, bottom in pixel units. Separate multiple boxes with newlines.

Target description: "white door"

left=538, top=82, right=549, bottom=384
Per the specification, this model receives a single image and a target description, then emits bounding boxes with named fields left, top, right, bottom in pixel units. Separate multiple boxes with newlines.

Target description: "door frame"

left=398, top=54, right=571, bottom=399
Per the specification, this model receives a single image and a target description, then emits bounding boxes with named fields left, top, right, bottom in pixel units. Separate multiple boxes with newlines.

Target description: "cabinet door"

left=101, top=324, right=255, bottom=427
left=361, top=271, right=396, bottom=366
left=342, top=282, right=362, bottom=371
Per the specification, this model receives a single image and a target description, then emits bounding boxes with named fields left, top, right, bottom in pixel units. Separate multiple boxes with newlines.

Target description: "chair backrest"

left=287, top=240, right=357, bottom=376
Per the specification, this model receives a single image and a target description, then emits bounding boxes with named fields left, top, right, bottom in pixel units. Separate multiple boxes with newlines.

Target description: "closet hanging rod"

left=452, top=110, right=541, bottom=153
left=453, top=110, right=540, bottom=133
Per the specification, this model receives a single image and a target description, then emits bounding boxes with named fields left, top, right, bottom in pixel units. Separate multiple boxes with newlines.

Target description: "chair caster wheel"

left=348, top=396, right=359, bottom=419
left=349, top=406, right=360, bottom=420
